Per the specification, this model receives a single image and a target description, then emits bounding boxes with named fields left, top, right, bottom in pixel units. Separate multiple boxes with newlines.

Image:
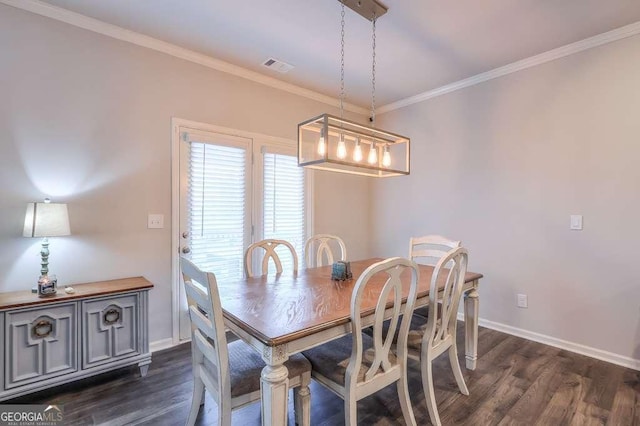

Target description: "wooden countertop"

left=0, top=276, right=154, bottom=310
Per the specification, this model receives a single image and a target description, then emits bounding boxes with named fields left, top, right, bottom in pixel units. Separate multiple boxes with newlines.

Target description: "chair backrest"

left=346, top=257, right=419, bottom=391
left=304, top=234, right=347, bottom=267
left=244, top=239, right=299, bottom=278
left=180, top=257, right=230, bottom=400
left=409, top=235, right=461, bottom=266
left=423, top=247, right=468, bottom=351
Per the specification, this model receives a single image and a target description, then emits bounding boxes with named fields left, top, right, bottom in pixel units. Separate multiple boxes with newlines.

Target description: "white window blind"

left=188, top=142, right=247, bottom=282
left=263, top=152, right=306, bottom=272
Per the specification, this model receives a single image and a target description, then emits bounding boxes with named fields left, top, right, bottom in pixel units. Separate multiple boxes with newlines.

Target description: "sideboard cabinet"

left=0, top=277, right=153, bottom=401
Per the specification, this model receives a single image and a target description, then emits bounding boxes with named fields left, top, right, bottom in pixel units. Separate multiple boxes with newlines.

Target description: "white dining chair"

left=304, top=234, right=347, bottom=267
left=409, top=234, right=461, bottom=317
left=244, top=238, right=298, bottom=278
left=302, top=257, right=419, bottom=426
left=405, top=247, right=470, bottom=426
left=409, top=234, right=461, bottom=267
left=180, top=257, right=311, bottom=426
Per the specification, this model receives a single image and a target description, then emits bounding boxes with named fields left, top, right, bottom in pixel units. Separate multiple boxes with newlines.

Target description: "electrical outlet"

left=147, top=214, right=164, bottom=229
left=517, top=294, right=528, bottom=308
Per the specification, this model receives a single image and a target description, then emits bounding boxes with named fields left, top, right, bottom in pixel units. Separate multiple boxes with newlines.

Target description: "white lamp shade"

left=23, top=202, right=71, bottom=238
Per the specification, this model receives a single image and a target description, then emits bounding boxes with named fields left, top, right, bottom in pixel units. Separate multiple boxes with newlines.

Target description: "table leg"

left=464, top=285, right=479, bottom=370
left=261, top=345, right=289, bottom=426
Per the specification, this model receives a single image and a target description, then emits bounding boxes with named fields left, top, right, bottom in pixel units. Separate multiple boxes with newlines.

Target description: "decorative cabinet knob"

left=181, top=246, right=191, bottom=254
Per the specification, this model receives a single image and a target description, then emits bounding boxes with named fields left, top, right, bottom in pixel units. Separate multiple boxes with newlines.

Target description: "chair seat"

left=413, top=306, right=430, bottom=318
left=369, top=313, right=441, bottom=351
left=302, top=334, right=396, bottom=386
left=205, top=340, right=311, bottom=398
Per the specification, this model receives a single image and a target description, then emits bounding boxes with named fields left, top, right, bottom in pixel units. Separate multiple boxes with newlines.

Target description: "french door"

left=173, top=121, right=309, bottom=341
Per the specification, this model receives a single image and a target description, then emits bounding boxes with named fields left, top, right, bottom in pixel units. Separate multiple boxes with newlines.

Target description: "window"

left=263, top=150, right=307, bottom=272
left=188, top=142, right=249, bottom=283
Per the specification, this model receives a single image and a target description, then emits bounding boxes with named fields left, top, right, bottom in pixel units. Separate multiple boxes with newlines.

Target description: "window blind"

left=263, top=152, right=306, bottom=272
left=188, top=142, right=247, bottom=282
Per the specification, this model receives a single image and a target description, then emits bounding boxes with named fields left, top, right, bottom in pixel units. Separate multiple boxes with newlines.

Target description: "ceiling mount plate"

left=340, top=0, right=388, bottom=21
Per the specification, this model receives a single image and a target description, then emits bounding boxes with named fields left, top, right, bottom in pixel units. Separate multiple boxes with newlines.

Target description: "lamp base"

left=37, top=275, right=57, bottom=298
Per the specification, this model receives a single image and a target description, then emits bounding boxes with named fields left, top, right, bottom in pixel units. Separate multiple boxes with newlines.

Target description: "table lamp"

left=23, top=198, right=70, bottom=296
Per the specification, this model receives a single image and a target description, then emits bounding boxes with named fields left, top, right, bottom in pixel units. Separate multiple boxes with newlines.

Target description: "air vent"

left=262, top=57, right=294, bottom=74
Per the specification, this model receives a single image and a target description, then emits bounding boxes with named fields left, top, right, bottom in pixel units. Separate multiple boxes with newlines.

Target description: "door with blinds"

left=177, top=127, right=308, bottom=341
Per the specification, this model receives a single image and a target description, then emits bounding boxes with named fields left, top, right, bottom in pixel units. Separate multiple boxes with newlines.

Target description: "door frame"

left=170, top=117, right=315, bottom=345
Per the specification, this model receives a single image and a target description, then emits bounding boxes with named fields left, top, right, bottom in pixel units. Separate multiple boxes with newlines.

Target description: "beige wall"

left=0, top=5, right=373, bottom=343
left=375, top=35, right=640, bottom=362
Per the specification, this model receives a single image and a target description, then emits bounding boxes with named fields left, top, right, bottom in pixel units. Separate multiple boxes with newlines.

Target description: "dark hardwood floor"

left=10, top=325, right=640, bottom=425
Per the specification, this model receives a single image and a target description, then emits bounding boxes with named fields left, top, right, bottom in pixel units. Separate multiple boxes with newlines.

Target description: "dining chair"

left=406, top=247, right=470, bottom=426
left=409, top=234, right=461, bottom=317
left=244, top=238, right=298, bottom=278
left=180, top=257, right=311, bottom=426
left=302, top=257, right=419, bottom=426
left=304, top=234, right=347, bottom=267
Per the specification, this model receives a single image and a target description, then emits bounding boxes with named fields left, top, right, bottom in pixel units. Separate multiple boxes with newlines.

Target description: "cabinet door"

left=5, top=303, right=77, bottom=389
left=82, top=293, right=139, bottom=368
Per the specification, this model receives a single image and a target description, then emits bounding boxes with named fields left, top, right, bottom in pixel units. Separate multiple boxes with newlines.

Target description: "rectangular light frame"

left=298, top=114, right=410, bottom=177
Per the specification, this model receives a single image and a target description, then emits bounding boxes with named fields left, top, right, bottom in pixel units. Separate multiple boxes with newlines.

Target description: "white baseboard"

left=458, top=313, right=640, bottom=371
left=149, top=338, right=176, bottom=353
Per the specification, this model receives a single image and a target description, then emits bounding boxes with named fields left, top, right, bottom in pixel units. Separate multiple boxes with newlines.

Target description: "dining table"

left=219, top=257, right=483, bottom=426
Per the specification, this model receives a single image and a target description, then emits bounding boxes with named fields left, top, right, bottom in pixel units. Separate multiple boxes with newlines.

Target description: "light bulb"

left=353, top=138, right=363, bottom=162
left=368, top=143, right=378, bottom=164
left=382, top=145, right=391, bottom=167
left=317, top=128, right=326, bottom=156
left=337, top=135, right=347, bottom=159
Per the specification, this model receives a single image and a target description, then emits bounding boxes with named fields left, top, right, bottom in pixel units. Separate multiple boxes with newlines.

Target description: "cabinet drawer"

left=5, top=303, right=78, bottom=389
left=82, top=293, right=139, bottom=369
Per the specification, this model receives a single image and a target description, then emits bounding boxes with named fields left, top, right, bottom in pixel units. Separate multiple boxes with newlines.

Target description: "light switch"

left=570, top=215, right=583, bottom=230
left=517, top=294, right=528, bottom=308
left=148, top=214, right=164, bottom=229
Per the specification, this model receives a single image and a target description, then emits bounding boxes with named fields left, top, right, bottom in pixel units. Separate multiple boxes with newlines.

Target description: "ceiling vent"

left=262, top=57, right=294, bottom=73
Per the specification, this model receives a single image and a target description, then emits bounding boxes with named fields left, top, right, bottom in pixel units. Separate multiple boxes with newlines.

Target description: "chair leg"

left=397, top=372, right=417, bottom=426
left=186, top=373, right=204, bottom=426
left=293, top=382, right=311, bottom=426
left=344, top=394, right=358, bottom=426
left=448, top=344, right=469, bottom=396
left=421, top=359, right=441, bottom=426
left=217, top=403, right=232, bottom=426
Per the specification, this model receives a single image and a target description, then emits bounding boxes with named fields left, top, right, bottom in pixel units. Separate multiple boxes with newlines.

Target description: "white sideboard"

left=0, top=277, right=153, bottom=401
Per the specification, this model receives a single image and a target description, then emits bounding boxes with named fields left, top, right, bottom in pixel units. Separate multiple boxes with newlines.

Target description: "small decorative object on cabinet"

left=0, top=276, right=153, bottom=401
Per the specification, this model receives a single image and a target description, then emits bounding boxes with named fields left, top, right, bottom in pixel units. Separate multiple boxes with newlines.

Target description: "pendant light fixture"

left=298, top=0, right=410, bottom=177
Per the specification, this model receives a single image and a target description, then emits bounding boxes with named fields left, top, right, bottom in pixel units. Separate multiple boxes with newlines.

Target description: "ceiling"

left=33, top=0, right=640, bottom=108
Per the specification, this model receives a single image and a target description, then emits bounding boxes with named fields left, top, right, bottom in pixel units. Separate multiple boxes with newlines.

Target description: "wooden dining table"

left=218, top=258, right=483, bottom=426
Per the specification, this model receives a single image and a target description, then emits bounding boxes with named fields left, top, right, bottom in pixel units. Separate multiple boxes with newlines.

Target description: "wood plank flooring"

left=9, top=325, right=639, bottom=425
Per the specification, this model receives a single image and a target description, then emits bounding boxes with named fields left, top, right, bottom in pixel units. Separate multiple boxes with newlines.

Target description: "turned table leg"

left=261, top=345, right=289, bottom=426
left=464, top=286, right=479, bottom=370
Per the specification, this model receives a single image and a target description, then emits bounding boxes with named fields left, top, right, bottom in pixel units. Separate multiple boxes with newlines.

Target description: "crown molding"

left=378, top=20, right=640, bottom=114
left=0, top=0, right=369, bottom=115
